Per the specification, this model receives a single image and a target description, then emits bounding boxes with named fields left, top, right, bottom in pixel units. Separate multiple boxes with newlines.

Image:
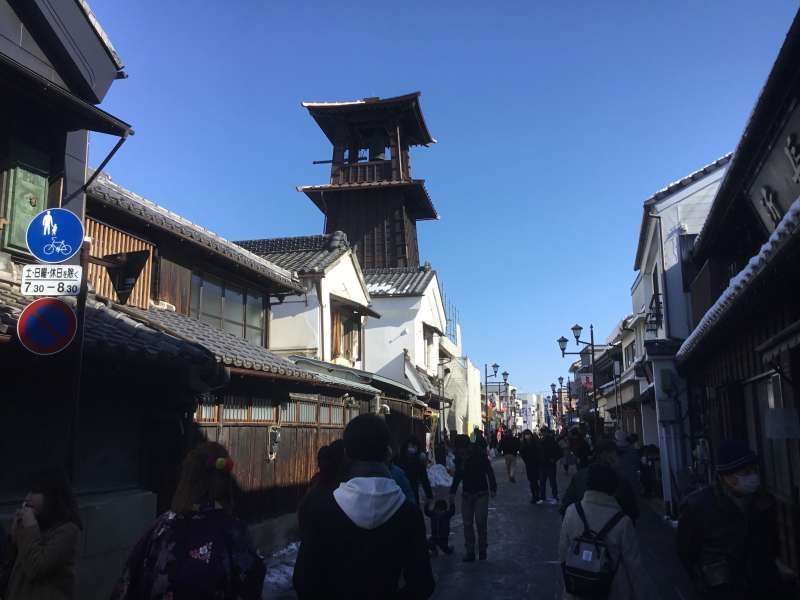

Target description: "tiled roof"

left=77, top=0, right=124, bottom=69
left=677, top=195, right=800, bottom=364
left=0, top=276, right=216, bottom=371
left=289, top=355, right=414, bottom=398
left=365, top=264, right=436, bottom=297
left=235, top=231, right=350, bottom=273
left=121, top=306, right=379, bottom=396
left=299, top=180, right=438, bottom=221
left=88, top=172, right=303, bottom=293
left=634, top=154, right=731, bottom=270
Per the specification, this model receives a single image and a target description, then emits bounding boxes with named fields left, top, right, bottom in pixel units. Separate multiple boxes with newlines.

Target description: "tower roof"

left=302, top=92, right=436, bottom=147
left=297, top=179, right=438, bottom=221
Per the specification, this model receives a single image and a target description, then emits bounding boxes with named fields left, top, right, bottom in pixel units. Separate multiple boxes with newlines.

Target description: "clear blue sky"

left=88, top=0, right=798, bottom=393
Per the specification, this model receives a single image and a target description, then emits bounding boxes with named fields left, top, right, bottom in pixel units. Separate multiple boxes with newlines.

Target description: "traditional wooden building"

left=86, top=173, right=381, bottom=518
left=298, top=92, right=438, bottom=271
left=678, top=10, right=800, bottom=577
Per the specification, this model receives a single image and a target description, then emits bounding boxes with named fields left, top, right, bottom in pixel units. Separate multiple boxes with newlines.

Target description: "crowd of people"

left=0, top=417, right=791, bottom=599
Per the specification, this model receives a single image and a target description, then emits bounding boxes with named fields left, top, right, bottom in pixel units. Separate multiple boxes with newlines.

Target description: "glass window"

left=223, top=285, right=244, bottom=337
left=190, top=274, right=202, bottom=318
left=246, top=293, right=264, bottom=345
left=200, top=276, right=223, bottom=329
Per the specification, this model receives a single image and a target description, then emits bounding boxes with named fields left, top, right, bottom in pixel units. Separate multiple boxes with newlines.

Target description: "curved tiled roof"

left=0, top=279, right=216, bottom=370
left=121, top=306, right=379, bottom=396
left=365, top=264, right=436, bottom=297
left=235, top=231, right=350, bottom=274
left=88, top=173, right=303, bottom=293
left=677, top=195, right=800, bottom=363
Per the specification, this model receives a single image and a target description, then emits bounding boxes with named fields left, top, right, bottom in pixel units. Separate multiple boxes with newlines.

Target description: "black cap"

left=716, top=439, right=757, bottom=475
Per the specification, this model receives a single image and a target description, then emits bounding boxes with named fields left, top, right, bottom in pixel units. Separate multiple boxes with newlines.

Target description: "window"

left=189, top=273, right=266, bottom=346
left=623, top=343, right=635, bottom=369
left=423, top=325, right=435, bottom=369
left=331, top=305, right=361, bottom=362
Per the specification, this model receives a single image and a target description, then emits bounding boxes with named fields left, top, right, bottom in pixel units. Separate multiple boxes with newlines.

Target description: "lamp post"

left=483, top=362, right=499, bottom=437
left=558, top=376, right=564, bottom=428
left=557, top=323, right=599, bottom=436
left=502, top=370, right=509, bottom=430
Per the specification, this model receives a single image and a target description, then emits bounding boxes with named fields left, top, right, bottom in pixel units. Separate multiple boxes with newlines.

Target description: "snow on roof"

left=677, top=195, right=800, bottom=363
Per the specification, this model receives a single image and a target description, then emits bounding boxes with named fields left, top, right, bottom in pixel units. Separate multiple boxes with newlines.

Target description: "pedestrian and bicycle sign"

left=25, top=208, right=84, bottom=264
left=16, top=297, right=78, bottom=355
left=21, top=265, right=82, bottom=296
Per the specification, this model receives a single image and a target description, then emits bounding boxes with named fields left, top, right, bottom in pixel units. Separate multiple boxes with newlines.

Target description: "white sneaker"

left=536, top=500, right=544, bottom=505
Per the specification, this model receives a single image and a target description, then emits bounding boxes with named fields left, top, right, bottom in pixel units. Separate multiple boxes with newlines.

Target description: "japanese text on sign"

left=21, top=264, right=82, bottom=296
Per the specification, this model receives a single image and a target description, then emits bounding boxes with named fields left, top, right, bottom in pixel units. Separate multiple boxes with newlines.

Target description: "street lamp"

left=483, top=362, right=500, bottom=436
left=557, top=323, right=599, bottom=436
left=501, top=371, right=509, bottom=429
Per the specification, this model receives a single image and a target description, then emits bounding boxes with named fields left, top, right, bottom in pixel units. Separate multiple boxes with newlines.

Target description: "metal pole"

left=590, top=324, right=599, bottom=437
left=67, top=239, right=90, bottom=481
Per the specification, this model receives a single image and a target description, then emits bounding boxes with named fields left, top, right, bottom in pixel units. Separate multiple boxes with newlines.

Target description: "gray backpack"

left=561, top=502, right=624, bottom=598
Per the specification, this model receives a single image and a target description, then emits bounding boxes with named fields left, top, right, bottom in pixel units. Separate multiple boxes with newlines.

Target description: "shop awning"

left=0, top=53, right=132, bottom=137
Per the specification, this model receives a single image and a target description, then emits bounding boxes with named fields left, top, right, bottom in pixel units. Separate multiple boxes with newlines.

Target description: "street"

left=430, top=457, right=695, bottom=600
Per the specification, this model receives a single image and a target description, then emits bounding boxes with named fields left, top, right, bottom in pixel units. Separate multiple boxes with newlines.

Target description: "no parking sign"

left=16, top=297, right=78, bottom=355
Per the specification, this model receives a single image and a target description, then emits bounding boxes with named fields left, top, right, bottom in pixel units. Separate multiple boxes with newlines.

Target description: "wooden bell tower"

left=298, top=92, right=438, bottom=270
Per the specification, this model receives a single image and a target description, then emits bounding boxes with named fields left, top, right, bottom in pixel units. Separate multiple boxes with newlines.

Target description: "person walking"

left=539, top=427, right=563, bottom=503
left=4, top=469, right=82, bottom=600
left=499, top=430, right=520, bottom=483
left=424, top=499, right=456, bottom=556
left=559, top=463, right=656, bottom=599
left=395, top=436, right=434, bottom=506
left=560, top=440, right=639, bottom=523
left=519, top=429, right=541, bottom=504
left=614, top=429, right=641, bottom=493
left=450, top=435, right=497, bottom=562
left=294, top=414, right=434, bottom=599
left=111, top=442, right=265, bottom=599
left=677, top=440, right=787, bottom=600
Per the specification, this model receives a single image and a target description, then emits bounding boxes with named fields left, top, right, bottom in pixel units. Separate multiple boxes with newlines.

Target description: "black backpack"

left=561, top=502, right=624, bottom=598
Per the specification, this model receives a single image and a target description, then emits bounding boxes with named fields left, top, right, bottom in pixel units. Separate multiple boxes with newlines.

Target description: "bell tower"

left=298, top=92, right=438, bottom=270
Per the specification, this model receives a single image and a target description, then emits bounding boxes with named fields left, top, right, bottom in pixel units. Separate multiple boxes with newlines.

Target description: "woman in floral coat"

left=111, top=442, right=265, bottom=600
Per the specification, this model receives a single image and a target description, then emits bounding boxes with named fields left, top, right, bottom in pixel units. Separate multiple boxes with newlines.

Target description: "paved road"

left=264, top=456, right=695, bottom=599
left=431, top=456, right=695, bottom=600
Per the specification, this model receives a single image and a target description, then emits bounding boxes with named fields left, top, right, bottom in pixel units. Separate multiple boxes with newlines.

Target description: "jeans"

left=540, top=463, right=558, bottom=499
left=461, top=492, right=489, bottom=554
left=504, top=454, right=517, bottom=480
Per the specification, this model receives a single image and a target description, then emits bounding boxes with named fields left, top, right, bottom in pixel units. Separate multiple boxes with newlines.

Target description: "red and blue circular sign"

left=17, top=297, right=78, bottom=355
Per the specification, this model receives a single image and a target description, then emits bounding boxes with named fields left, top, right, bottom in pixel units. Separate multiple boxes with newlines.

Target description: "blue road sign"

left=26, top=208, right=84, bottom=264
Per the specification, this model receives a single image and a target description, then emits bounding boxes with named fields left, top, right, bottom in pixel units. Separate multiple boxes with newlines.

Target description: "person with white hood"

left=293, top=414, right=435, bottom=599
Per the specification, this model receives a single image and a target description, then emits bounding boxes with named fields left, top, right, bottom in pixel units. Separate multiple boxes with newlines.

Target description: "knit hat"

left=716, top=439, right=757, bottom=475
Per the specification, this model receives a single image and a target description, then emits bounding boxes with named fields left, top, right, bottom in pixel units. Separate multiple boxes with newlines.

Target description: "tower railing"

left=331, top=160, right=397, bottom=185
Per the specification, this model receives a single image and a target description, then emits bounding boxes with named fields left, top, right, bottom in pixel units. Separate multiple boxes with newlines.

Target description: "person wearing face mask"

left=395, top=436, right=434, bottom=507
left=5, top=469, right=82, bottom=600
left=677, top=439, right=785, bottom=600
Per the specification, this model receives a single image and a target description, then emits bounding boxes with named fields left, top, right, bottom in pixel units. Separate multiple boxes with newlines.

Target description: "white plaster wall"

left=637, top=167, right=726, bottom=339
left=269, top=288, right=320, bottom=356
left=318, top=254, right=370, bottom=365
left=364, top=295, right=419, bottom=382
left=466, top=359, right=481, bottom=434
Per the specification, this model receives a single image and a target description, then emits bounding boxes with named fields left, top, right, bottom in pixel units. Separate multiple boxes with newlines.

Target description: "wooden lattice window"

left=195, top=393, right=219, bottom=423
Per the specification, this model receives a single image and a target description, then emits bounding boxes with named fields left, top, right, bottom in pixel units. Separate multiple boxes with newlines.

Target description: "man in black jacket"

left=449, top=436, right=497, bottom=562
left=519, top=430, right=541, bottom=504
left=677, top=440, right=786, bottom=600
left=539, top=427, right=562, bottom=503
left=293, top=415, right=435, bottom=600
left=498, top=430, right=521, bottom=483
left=559, top=440, right=639, bottom=522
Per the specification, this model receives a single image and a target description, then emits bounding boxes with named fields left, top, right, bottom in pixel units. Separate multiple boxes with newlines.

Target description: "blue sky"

left=88, top=0, right=798, bottom=393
